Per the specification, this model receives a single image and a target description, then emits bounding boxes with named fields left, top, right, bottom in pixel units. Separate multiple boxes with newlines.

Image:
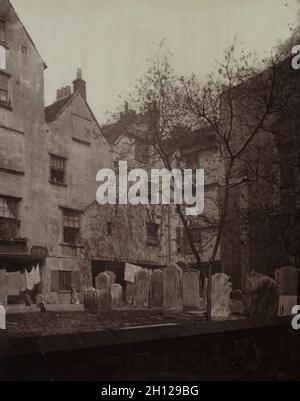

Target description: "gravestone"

left=211, top=273, right=232, bottom=320
left=111, top=284, right=123, bottom=308
left=163, top=264, right=183, bottom=312
left=126, top=283, right=135, bottom=306
left=0, top=270, right=8, bottom=308
left=105, top=271, right=116, bottom=285
left=95, top=273, right=112, bottom=310
left=183, top=270, right=201, bottom=310
left=245, top=271, right=279, bottom=318
left=135, top=269, right=151, bottom=309
left=275, top=266, right=299, bottom=315
left=151, top=270, right=163, bottom=308
left=83, top=287, right=99, bottom=314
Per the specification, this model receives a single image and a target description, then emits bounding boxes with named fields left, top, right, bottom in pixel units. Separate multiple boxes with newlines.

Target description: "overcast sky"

left=11, top=0, right=300, bottom=123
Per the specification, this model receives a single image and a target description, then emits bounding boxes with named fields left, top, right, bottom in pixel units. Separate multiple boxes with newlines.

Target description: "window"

left=107, top=222, right=112, bottom=236
left=0, top=20, right=6, bottom=44
left=176, top=228, right=182, bottom=253
left=21, top=45, right=27, bottom=54
left=50, top=155, right=66, bottom=184
left=0, top=45, right=5, bottom=69
left=0, top=72, right=9, bottom=106
left=59, top=271, right=72, bottom=291
left=62, top=209, right=81, bottom=244
left=147, top=223, right=159, bottom=246
left=0, top=196, right=19, bottom=238
left=51, top=270, right=80, bottom=292
left=135, top=139, right=149, bottom=163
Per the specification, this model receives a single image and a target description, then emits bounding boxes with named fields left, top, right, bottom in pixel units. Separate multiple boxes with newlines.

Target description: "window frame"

left=0, top=71, right=11, bottom=108
left=62, top=208, right=82, bottom=245
left=0, top=19, right=7, bottom=46
left=0, top=196, right=19, bottom=239
left=146, top=222, right=160, bottom=247
left=58, top=270, right=72, bottom=292
left=49, top=154, right=67, bottom=185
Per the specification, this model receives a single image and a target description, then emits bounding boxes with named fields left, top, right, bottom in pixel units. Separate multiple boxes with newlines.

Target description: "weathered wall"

left=83, top=202, right=166, bottom=267
left=44, top=93, right=113, bottom=303
left=0, top=0, right=47, bottom=249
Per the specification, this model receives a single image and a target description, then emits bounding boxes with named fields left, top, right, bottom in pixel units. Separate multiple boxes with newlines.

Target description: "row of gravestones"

left=80, top=264, right=300, bottom=318
left=83, top=264, right=202, bottom=314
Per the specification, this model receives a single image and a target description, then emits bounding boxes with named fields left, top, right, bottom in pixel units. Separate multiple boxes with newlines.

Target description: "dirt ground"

left=2, top=310, right=203, bottom=338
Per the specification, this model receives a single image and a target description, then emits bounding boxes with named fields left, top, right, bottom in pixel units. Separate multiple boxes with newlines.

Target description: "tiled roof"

left=45, top=95, right=74, bottom=122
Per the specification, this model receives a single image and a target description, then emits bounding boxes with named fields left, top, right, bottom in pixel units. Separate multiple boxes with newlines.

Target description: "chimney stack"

left=73, top=68, right=86, bottom=101
left=57, top=88, right=62, bottom=100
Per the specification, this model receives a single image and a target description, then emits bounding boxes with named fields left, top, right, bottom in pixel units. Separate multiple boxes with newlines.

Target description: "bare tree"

left=107, top=41, right=298, bottom=319
left=181, top=43, right=298, bottom=318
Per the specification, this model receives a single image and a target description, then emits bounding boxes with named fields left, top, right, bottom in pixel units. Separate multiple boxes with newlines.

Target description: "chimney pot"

left=73, top=68, right=86, bottom=101
left=65, top=86, right=71, bottom=97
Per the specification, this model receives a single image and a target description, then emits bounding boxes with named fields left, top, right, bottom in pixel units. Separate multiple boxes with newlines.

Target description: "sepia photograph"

left=0, top=0, right=300, bottom=385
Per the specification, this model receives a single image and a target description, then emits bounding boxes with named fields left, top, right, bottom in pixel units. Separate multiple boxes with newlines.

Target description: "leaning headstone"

left=111, top=284, right=123, bottom=308
left=83, top=287, right=99, bottom=314
left=126, top=283, right=135, bottom=307
left=135, top=269, right=151, bottom=309
left=183, top=270, right=201, bottom=310
left=125, top=263, right=141, bottom=284
left=275, top=266, right=299, bottom=316
left=163, top=264, right=183, bottom=312
left=0, top=270, right=8, bottom=308
left=151, top=270, right=163, bottom=309
left=244, top=271, right=279, bottom=318
left=95, top=272, right=112, bottom=310
left=211, top=273, right=232, bottom=320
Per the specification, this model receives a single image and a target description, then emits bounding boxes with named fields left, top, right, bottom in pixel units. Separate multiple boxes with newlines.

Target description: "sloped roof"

left=45, top=94, right=74, bottom=122
left=102, top=113, right=144, bottom=145
left=7, top=0, right=47, bottom=69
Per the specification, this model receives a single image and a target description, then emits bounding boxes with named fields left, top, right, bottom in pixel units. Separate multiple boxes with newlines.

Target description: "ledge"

left=0, top=316, right=292, bottom=359
left=60, top=243, right=85, bottom=249
left=49, top=180, right=68, bottom=188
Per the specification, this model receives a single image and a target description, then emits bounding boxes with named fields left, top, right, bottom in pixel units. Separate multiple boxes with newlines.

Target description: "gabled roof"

left=45, top=91, right=110, bottom=146
left=102, top=113, right=144, bottom=145
left=45, top=94, right=74, bottom=122
left=7, top=0, right=47, bottom=69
